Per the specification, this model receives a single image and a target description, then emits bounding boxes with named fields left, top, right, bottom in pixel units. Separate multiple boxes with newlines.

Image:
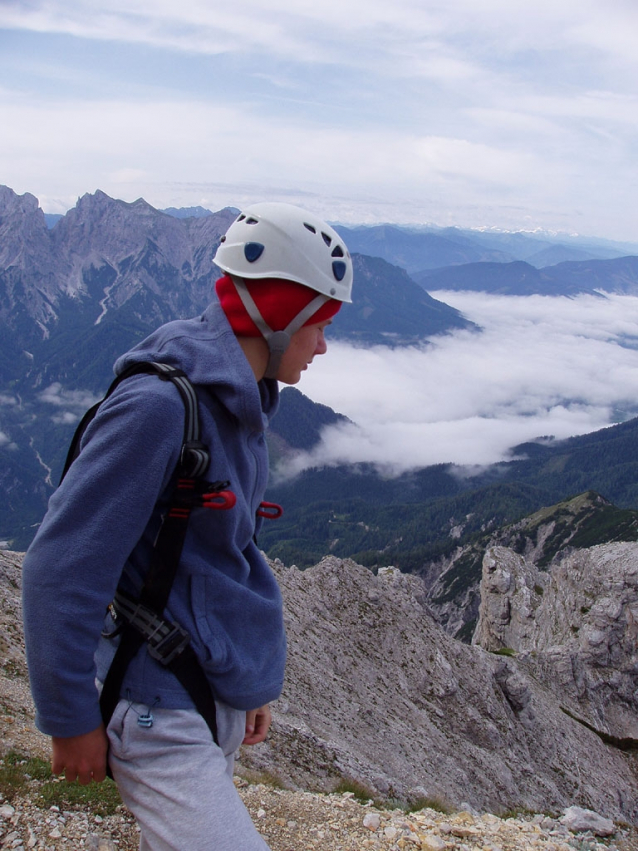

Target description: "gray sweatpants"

left=107, top=699, right=271, bottom=851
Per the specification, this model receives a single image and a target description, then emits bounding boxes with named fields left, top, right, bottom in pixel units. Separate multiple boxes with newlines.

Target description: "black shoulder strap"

left=61, top=362, right=222, bottom=744
left=61, top=362, right=209, bottom=483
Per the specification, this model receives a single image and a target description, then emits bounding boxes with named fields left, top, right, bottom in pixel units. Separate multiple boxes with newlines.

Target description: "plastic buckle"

left=257, top=501, right=284, bottom=519
left=201, top=490, right=237, bottom=510
left=147, top=622, right=191, bottom=666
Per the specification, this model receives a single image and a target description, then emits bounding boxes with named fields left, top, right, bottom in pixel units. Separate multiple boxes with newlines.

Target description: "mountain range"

left=414, top=256, right=638, bottom=296
left=0, top=184, right=468, bottom=547
left=3, top=183, right=638, bottom=573
left=334, top=222, right=638, bottom=273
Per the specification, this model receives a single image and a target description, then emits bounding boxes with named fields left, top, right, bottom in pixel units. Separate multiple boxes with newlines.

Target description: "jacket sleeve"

left=22, top=376, right=185, bottom=738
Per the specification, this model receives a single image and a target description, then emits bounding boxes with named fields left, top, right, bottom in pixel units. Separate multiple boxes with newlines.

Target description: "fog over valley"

left=285, top=291, right=638, bottom=477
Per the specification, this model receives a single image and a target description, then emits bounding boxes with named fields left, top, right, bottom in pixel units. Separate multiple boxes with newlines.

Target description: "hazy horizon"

left=3, top=2, right=638, bottom=241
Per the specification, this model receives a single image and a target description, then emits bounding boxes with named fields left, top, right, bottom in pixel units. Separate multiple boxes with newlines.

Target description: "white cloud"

left=279, top=292, right=638, bottom=478
left=3, top=1, right=635, bottom=71
left=2, top=1, right=638, bottom=237
left=38, top=383, right=100, bottom=423
left=0, top=92, right=608, bottom=235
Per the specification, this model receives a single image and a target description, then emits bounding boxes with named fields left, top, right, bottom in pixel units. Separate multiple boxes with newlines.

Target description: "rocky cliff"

left=423, top=491, right=638, bottom=642
left=235, top=551, right=638, bottom=824
left=2, top=546, right=637, bottom=851
left=3, top=543, right=638, bottom=828
left=474, top=541, right=638, bottom=747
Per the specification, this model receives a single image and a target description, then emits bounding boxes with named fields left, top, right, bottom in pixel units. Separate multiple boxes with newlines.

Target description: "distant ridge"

left=261, top=414, right=638, bottom=571
left=415, top=256, right=638, bottom=296
left=335, top=222, right=632, bottom=274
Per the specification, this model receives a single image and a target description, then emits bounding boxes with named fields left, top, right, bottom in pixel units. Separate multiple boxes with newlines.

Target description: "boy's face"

left=276, top=319, right=331, bottom=385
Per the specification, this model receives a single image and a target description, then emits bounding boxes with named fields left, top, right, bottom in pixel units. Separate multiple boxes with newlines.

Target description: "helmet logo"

left=244, top=242, right=265, bottom=263
left=332, top=261, right=347, bottom=281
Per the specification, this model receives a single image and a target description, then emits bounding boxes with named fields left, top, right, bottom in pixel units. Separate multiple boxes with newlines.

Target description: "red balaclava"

left=215, top=274, right=341, bottom=337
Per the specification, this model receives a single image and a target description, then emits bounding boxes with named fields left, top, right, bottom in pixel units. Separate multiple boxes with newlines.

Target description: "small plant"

left=405, top=796, right=452, bottom=815
left=491, top=647, right=516, bottom=657
left=333, top=777, right=376, bottom=804
left=0, top=752, right=52, bottom=801
left=3, top=751, right=52, bottom=780
left=499, top=806, right=537, bottom=820
left=0, top=750, right=122, bottom=816
left=236, top=767, right=287, bottom=790
left=36, top=777, right=122, bottom=816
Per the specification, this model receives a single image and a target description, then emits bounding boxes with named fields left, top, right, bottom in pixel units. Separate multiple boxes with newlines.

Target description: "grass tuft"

left=0, top=750, right=122, bottom=815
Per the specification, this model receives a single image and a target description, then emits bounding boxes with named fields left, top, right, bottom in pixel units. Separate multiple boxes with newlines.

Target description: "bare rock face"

left=0, top=185, right=237, bottom=342
left=473, top=546, right=545, bottom=652
left=5, top=547, right=638, bottom=825
left=473, top=542, right=638, bottom=744
left=240, top=555, right=638, bottom=824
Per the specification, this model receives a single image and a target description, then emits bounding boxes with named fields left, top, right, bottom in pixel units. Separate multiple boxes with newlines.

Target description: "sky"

left=277, top=290, right=638, bottom=478
left=2, top=1, right=638, bottom=239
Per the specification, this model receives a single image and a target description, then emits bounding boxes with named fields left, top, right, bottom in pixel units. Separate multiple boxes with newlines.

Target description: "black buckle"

left=147, top=622, right=191, bottom=666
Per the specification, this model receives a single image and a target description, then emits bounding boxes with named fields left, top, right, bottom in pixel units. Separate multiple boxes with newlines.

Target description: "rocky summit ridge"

left=2, top=534, right=638, bottom=848
left=240, top=549, right=638, bottom=826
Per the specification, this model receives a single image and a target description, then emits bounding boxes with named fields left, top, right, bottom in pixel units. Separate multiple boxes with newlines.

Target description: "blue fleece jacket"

left=22, top=300, right=286, bottom=738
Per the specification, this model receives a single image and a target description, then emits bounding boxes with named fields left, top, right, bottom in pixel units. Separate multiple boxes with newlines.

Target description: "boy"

left=22, top=202, right=353, bottom=850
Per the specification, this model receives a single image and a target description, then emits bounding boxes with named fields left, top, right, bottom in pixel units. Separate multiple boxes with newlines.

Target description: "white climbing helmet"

left=214, top=202, right=354, bottom=380
left=214, top=202, right=353, bottom=303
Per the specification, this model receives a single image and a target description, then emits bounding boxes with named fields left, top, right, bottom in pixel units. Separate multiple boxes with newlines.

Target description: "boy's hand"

left=51, top=724, right=109, bottom=784
left=243, top=704, right=271, bottom=745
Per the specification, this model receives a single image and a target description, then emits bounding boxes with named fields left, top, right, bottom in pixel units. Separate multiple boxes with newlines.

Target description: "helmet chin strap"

left=230, top=276, right=329, bottom=379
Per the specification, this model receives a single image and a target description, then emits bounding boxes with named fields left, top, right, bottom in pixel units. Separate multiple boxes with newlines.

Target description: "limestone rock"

left=474, top=542, right=638, bottom=742
left=5, top=546, right=638, bottom=828
left=239, top=553, right=638, bottom=825
left=560, top=805, right=615, bottom=836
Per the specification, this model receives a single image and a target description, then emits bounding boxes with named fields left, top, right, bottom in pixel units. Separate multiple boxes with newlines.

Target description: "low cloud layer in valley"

left=284, top=291, right=638, bottom=477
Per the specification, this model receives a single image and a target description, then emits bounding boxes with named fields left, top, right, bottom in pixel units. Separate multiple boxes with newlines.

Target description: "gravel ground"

left=3, top=774, right=638, bottom=851
left=2, top=682, right=638, bottom=851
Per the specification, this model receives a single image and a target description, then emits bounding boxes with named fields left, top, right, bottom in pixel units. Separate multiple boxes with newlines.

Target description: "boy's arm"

left=23, top=378, right=184, bottom=739
left=51, top=725, right=109, bottom=784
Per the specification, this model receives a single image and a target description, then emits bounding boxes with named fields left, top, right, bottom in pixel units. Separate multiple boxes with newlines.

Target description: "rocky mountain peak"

left=423, top=490, right=638, bottom=642
left=474, top=540, right=638, bottom=744
left=0, top=185, right=49, bottom=269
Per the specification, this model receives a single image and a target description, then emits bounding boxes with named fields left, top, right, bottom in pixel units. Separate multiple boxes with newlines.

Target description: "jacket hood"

left=114, top=299, right=279, bottom=428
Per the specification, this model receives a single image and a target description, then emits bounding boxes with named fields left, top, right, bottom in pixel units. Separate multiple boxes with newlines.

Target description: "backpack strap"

left=63, top=362, right=232, bottom=744
left=61, top=362, right=209, bottom=482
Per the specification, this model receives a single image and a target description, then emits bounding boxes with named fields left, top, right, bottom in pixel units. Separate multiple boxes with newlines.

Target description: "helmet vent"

left=244, top=242, right=265, bottom=262
left=237, top=214, right=246, bottom=222
left=332, top=261, right=347, bottom=282
left=321, top=232, right=332, bottom=246
left=303, top=223, right=317, bottom=233
left=246, top=217, right=259, bottom=225
left=331, top=245, right=344, bottom=257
